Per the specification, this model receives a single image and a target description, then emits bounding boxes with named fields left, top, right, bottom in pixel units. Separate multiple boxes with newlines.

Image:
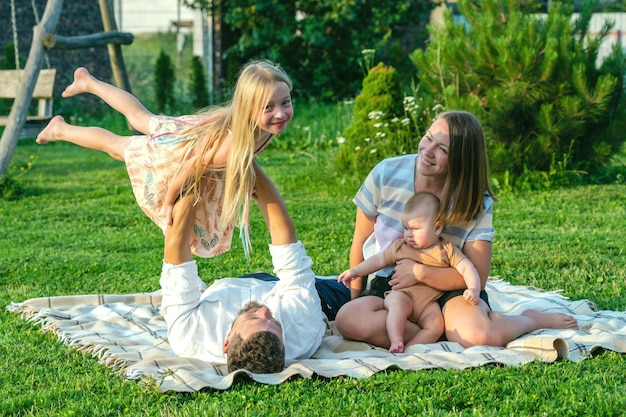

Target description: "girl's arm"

left=348, top=208, right=376, bottom=298
left=391, top=239, right=492, bottom=291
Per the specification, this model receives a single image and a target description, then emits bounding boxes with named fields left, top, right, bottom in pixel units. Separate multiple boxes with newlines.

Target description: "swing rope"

left=10, top=0, right=21, bottom=70
left=9, top=0, right=52, bottom=70
left=30, top=0, right=52, bottom=68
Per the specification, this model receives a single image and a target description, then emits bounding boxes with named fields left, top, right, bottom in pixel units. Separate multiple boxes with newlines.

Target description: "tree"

left=184, top=0, right=435, bottom=101
left=154, top=50, right=176, bottom=114
left=411, top=0, right=626, bottom=177
left=189, top=55, right=209, bottom=110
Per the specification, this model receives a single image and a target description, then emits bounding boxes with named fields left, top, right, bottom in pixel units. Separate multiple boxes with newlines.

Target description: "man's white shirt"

left=159, top=241, right=327, bottom=365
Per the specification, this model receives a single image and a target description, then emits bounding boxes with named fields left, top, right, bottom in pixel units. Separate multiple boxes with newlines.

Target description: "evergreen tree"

left=336, top=63, right=412, bottom=178
left=411, top=0, right=626, bottom=177
left=189, top=56, right=209, bottom=109
left=154, top=50, right=176, bottom=114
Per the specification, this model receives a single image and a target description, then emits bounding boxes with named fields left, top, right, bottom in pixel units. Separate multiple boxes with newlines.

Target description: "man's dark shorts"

left=239, top=272, right=351, bottom=321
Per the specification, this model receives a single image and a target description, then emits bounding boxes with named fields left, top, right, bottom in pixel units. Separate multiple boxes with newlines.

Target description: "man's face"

left=224, top=304, right=283, bottom=352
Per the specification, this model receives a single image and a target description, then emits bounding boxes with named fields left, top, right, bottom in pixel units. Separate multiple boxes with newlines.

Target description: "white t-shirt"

left=159, top=241, right=327, bottom=364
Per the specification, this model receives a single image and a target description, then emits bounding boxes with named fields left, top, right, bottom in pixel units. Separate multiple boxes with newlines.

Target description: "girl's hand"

left=164, top=188, right=180, bottom=226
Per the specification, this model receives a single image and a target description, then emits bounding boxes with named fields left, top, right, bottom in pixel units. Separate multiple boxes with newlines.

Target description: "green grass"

left=1, top=138, right=625, bottom=416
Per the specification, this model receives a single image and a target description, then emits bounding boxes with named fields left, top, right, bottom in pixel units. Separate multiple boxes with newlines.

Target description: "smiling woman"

left=335, top=110, right=578, bottom=350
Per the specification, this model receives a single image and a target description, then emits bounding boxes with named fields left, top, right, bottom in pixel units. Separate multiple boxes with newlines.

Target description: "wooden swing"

left=0, top=0, right=134, bottom=176
left=0, top=0, right=57, bottom=139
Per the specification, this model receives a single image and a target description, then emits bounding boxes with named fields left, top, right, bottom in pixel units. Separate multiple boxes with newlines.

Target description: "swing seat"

left=0, top=69, right=56, bottom=139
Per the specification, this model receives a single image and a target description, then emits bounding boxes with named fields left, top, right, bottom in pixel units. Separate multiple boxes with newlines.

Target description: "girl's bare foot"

left=62, top=67, right=94, bottom=98
left=36, top=116, right=66, bottom=144
left=389, top=339, right=405, bottom=353
left=521, top=309, right=579, bottom=330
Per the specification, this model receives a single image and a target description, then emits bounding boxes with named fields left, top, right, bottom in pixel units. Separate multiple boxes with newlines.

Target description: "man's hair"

left=226, top=331, right=285, bottom=373
left=226, top=301, right=285, bottom=373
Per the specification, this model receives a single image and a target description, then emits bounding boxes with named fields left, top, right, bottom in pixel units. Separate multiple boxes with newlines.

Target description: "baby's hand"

left=337, top=270, right=357, bottom=288
left=463, top=288, right=480, bottom=305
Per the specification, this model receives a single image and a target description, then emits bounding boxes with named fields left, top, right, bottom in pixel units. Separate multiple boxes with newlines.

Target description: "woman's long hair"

left=438, top=111, right=497, bottom=225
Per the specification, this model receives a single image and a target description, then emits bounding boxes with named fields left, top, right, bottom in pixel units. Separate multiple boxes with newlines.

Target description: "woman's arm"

left=391, top=239, right=492, bottom=291
left=348, top=208, right=376, bottom=298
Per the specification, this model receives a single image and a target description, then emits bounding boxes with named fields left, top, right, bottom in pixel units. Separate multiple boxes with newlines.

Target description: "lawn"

left=1, top=138, right=625, bottom=416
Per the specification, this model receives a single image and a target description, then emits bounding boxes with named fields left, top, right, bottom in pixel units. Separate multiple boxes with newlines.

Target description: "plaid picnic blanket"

left=7, top=277, right=626, bottom=392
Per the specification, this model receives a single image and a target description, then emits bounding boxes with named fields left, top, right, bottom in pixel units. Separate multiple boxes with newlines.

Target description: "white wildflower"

left=337, top=137, right=346, bottom=144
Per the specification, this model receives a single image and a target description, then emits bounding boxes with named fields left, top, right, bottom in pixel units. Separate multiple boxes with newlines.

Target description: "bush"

left=154, top=50, right=176, bottom=113
left=410, top=0, right=626, bottom=179
left=335, top=63, right=436, bottom=179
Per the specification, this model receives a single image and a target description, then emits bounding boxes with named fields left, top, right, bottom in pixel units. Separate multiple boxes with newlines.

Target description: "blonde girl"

left=37, top=59, right=294, bottom=257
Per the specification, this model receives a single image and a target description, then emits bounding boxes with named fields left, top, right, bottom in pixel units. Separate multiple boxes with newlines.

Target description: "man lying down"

left=159, top=163, right=350, bottom=373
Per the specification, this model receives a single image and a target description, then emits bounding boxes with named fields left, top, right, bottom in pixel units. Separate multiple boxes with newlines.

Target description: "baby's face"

left=401, top=211, right=440, bottom=250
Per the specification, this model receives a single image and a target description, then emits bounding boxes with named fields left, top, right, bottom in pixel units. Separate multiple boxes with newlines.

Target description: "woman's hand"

left=389, top=259, right=421, bottom=289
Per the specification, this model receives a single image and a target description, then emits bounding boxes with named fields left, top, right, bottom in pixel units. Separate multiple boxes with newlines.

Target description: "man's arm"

left=163, top=193, right=198, bottom=265
left=252, top=160, right=296, bottom=246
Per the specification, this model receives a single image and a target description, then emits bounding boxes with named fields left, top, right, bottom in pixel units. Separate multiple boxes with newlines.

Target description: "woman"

left=335, top=111, right=578, bottom=348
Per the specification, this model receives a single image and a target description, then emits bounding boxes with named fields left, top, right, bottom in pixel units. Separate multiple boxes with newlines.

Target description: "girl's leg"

left=63, top=67, right=154, bottom=134
left=384, top=292, right=413, bottom=353
left=442, top=296, right=579, bottom=347
left=405, top=303, right=445, bottom=347
left=335, top=295, right=422, bottom=349
left=37, top=116, right=131, bottom=161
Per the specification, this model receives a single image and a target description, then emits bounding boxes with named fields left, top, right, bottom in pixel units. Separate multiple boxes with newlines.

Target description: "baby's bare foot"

left=62, top=67, right=94, bottom=98
left=522, top=309, right=579, bottom=330
left=389, top=340, right=405, bottom=353
left=36, top=115, right=66, bottom=144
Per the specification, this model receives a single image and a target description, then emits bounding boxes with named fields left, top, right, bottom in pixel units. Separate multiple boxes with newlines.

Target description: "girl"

left=37, top=60, right=294, bottom=258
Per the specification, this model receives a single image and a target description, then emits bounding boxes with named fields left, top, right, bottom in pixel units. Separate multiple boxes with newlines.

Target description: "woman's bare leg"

left=384, top=292, right=412, bottom=353
left=36, top=116, right=131, bottom=161
left=63, top=67, right=154, bottom=134
left=335, top=296, right=422, bottom=349
left=442, top=296, right=579, bottom=348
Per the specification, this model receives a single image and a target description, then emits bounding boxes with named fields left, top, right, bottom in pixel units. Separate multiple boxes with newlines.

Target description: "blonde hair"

left=177, top=59, right=293, bottom=247
left=437, top=111, right=498, bottom=225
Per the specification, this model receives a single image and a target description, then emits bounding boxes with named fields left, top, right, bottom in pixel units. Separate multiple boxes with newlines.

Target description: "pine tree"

left=189, top=56, right=209, bottom=110
left=154, top=50, right=176, bottom=114
left=411, top=0, right=626, bottom=176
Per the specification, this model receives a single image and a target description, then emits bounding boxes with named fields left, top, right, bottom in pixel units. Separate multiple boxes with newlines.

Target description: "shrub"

left=410, top=0, right=626, bottom=180
left=336, top=63, right=436, bottom=179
